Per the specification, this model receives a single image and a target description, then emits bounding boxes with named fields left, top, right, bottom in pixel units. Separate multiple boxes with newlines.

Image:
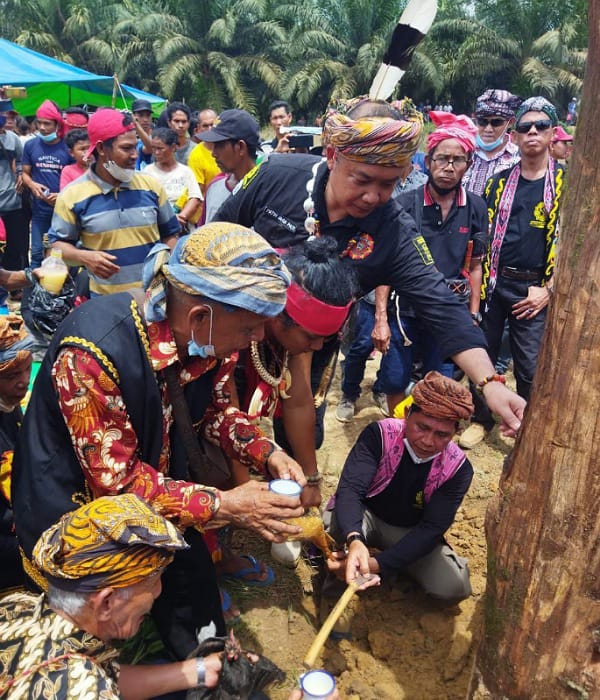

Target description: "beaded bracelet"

left=476, top=373, right=506, bottom=393
left=305, top=471, right=322, bottom=485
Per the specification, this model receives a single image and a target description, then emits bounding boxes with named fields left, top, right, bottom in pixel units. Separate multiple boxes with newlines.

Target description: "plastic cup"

left=269, top=479, right=302, bottom=498
left=300, top=670, right=336, bottom=699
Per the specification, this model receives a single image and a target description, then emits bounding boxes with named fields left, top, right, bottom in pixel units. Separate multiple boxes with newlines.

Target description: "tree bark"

left=471, top=4, right=600, bottom=698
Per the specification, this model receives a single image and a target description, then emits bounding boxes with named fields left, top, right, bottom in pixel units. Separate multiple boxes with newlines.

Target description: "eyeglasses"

left=477, top=117, right=507, bottom=128
left=515, top=119, right=553, bottom=134
left=430, top=155, right=469, bottom=167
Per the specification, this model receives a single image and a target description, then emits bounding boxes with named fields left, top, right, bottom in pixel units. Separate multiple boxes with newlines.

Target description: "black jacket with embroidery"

left=216, top=154, right=485, bottom=359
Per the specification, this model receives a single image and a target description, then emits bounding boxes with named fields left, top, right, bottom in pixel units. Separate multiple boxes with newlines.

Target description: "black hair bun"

left=303, top=235, right=338, bottom=263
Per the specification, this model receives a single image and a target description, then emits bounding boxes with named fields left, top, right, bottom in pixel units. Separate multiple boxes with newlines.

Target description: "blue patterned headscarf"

left=143, top=223, right=290, bottom=322
left=515, top=97, right=558, bottom=126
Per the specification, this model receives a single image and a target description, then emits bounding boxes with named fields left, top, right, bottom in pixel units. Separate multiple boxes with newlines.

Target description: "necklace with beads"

left=303, top=161, right=323, bottom=239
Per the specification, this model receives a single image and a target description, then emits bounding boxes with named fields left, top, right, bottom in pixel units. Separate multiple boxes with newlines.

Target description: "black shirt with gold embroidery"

left=216, top=154, right=486, bottom=360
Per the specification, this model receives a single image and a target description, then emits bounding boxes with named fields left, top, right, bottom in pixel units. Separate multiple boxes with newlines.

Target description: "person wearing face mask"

left=462, top=89, right=523, bottom=197
left=21, top=100, right=72, bottom=268
left=12, top=222, right=307, bottom=661
left=46, top=108, right=180, bottom=296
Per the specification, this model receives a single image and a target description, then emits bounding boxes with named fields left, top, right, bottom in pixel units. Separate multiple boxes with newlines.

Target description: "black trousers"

left=152, top=527, right=225, bottom=660
left=472, top=274, right=548, bottom=428
left=1, top=208, right=30, bottom=270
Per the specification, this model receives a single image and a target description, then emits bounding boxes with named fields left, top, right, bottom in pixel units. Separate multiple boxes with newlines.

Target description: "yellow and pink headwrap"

left=427, top=111, right=477, bottom=154
left=36, top=99, right=65, bottom=138
left=33, top=494, right=188, bottom=593
left=0, top=314, right=34, bottom=374
left=323, top=96, right=423, bottom=167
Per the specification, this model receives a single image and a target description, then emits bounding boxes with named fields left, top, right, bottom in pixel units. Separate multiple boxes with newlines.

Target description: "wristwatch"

left=346, top=533, right=366, bottom=546
left=471, top=311, right=483, bottom=324
left=196, top=658, right=206, bottom=686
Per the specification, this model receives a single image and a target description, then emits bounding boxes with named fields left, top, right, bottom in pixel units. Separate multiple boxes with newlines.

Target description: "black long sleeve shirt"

left=215, top=155, right=487, bottom=361
left=334, top=422, right=473, bottom=578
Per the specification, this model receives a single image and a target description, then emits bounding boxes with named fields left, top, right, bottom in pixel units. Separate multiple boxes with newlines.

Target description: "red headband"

left=285, top=282, right=352, bottom=336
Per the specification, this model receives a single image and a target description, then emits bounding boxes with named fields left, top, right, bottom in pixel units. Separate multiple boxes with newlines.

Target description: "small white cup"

left=300, top=669, right=336, bottom=699
left=269, top=479, right=302, bottom=498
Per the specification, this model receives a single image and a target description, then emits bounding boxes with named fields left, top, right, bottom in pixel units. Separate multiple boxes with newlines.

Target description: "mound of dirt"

left=228, top=359, right=511, bottom=699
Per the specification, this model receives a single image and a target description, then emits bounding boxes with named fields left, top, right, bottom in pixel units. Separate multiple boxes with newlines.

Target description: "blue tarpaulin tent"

left=0, top=39, right=166, bottom=116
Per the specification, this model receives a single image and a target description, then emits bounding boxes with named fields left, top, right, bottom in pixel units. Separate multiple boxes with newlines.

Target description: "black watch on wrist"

left=471, top=311, right=483, bottom=324
left=24, top=267, right=36, bottom=286
left=346, top=533, right=366, bottom=546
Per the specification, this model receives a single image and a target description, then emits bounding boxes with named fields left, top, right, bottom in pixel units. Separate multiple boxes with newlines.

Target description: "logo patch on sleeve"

left=412, top=235, right=434, bottom=265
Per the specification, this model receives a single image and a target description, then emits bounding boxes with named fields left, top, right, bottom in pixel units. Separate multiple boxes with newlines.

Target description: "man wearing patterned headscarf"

left=215, top=95, right=527, bottom=448
left=460, top=96, right=563, bottom=449
left=0, top=495, right=229, bottom=699
left=322, top=371, right=475, bottom=628
left=21, top=100, right=71, bottom=267
left=13, top=222, right=306, bottom=661
left=463, top=88, right=522, bottom=196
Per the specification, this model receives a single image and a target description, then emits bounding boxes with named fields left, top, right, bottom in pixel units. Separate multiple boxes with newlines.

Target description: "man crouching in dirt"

left=324, top=371, right=474, bottom=615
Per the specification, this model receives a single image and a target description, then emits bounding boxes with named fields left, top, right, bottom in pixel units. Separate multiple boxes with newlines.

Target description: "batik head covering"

left=33, top=495, right=188, bottom=593
left=323, top=96, right=423, bottom=167
left=412, top=371, right=473, bottom=422
left=36, top=99, right=65, bottom=138
left=515, top=97, right=558, bottom=126
left=475, top=89, right=522, bottom=120
left=427, top=112, right=477, bottom=154
left=0, top=314, right=34, bottom=374
left=143, top=222, right=291, bottom=323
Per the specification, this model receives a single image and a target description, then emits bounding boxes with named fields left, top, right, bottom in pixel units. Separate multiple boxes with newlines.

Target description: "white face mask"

left=103, top=160, right=135, bottom=183
left=0, top=396, right=20, bottom=413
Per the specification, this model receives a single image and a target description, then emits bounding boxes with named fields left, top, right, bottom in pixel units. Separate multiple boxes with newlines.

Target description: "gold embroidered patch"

left=412, top=235, right=434, bottom=265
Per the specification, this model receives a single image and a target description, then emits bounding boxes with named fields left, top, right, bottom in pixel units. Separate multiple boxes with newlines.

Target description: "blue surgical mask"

left=0, top=116, right=6, bottom=129
left=188, top=305, right=216, bottom=358
left=39, top=131, right=58, bottom=143
left=476, top=132, right=505, bottom=152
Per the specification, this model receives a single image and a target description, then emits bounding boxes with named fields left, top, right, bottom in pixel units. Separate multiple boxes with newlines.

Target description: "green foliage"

left=2, top=0, right=589, bottom=123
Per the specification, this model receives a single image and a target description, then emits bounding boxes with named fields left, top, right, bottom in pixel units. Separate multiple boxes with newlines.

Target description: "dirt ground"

left=225, top=358, right=514, bottom=700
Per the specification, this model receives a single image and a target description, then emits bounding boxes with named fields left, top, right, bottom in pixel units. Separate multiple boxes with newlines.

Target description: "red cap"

left=552, top=126, right=573, bottom=143
left=86, top=108, right=136, bottom=159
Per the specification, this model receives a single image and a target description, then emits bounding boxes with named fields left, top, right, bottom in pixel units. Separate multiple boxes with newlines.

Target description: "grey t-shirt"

left=0, top=130, right=23, bottom=212
left=175, top=139, right=196, bottom=166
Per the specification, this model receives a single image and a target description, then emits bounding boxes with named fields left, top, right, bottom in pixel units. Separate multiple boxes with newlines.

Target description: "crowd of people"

left=0, top=83, right=572, bottom=698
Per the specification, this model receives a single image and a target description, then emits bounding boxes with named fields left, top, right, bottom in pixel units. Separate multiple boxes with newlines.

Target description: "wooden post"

left=471, top=3, right=600, bottom=697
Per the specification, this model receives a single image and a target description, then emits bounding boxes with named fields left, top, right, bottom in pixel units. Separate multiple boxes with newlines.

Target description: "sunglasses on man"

left=476, top=117, right=507, bottom=128
left=514, top=119, right=553, bottom=134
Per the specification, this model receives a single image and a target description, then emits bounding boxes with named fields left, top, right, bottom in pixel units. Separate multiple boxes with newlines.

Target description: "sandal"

left=220, top=554, right=275, bottom=587
left=220, top=588, right=241, bottom=626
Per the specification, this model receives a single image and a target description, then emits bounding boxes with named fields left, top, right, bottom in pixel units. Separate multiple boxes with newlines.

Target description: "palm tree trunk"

left=469, top=3, right=600, bottom=698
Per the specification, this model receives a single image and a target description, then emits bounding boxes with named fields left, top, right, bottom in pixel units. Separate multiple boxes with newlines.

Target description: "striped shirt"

left=462, top=138, right=520, bottom=196
left=48, top=166, right=180, bottom=295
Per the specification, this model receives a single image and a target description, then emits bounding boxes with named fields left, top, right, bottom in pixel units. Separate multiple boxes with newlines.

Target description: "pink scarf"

left=370, top=419, right=465, bottom=503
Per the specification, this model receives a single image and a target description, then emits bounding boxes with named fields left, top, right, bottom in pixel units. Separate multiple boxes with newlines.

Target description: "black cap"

left=0, top=99, right=16, bottom=113
left=198, top=109, right=260, bottom=149
left=131, top=99, right=153, bottom=113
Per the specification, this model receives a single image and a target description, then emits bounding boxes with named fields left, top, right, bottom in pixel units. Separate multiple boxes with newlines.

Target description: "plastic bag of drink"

left=26, top=275, right=75, bottom=341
